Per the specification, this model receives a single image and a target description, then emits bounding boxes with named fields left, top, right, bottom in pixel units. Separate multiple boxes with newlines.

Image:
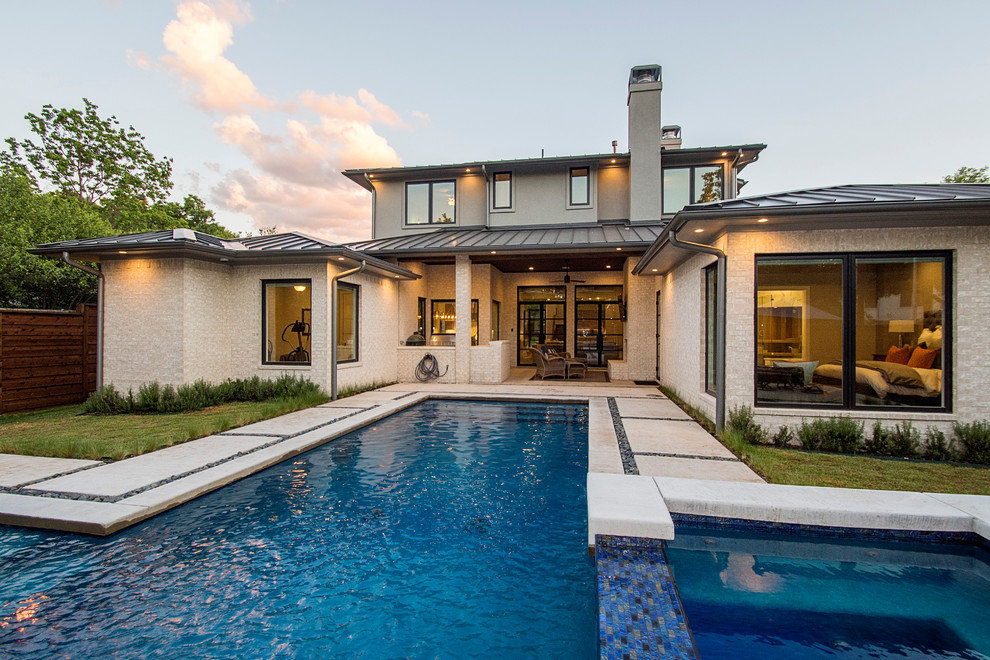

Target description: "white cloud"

left=161, top=1, right=274, bottom=113
left=147, top=0, right=412, bottom=240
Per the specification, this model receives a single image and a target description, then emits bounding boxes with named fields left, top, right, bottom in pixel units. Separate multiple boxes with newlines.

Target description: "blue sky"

left=2, top=0, right=988, bottom=240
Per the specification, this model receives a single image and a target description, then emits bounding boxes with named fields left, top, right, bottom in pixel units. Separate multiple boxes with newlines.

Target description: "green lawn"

left=721, top=430, right=990, bottom=496
left=0, top=393, right=328, bottom=461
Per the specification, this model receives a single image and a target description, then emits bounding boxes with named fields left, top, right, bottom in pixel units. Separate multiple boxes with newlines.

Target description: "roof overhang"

left=633, top=197, right=990, bottom=276
left=30, top=231, right=420, bottom=281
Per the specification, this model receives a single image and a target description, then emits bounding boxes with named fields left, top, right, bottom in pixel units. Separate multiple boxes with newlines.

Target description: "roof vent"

left=661, top=125, right=682, bottom=149
left=172, top=228, right=197, bottom=241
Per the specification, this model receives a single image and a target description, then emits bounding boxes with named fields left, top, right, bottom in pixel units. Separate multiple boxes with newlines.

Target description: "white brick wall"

left=658, top=225, right=990, bottom=430
left=102, top=257, right=399, bottom=395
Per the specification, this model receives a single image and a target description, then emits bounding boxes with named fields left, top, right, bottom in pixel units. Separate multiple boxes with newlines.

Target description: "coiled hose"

left=415, top=353, right=448, bottom=382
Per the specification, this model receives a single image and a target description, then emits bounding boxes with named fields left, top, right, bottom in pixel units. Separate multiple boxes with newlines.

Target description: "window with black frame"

left=263, top=280, right=312, bottom=365
left=337, top=283, right=358, bottom=363
left=662, top=165, right=723, bottom=215
left=705, top=264, right=717, bottom=395
left=431, top=299, right=479, bottom=345
left=406, top=181, right=456, bottom=224
left=755, top=253, right=948, bottom=410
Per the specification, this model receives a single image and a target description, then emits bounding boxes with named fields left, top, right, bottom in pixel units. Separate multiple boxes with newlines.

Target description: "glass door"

left=517, top=286, right=565, bottom=365
left=575, top=286, right=623, bottom=367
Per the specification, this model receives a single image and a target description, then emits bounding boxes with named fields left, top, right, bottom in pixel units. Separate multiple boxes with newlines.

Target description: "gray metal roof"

left=681, top=184, right=990, bottom=216
left=31, top=229, right=420, bottom=280
left=343, top=143, right=767, bottom=191
left=347, top=222, right=666, bottom=256
left=633, top=183, right=990, bottom=276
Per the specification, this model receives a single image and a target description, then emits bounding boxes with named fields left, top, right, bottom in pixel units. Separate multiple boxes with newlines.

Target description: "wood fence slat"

left=0, top=304, right=97, bottom=413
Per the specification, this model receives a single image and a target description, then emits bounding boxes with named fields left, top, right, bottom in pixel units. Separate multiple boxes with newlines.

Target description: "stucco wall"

left=659, top=225, right=990, bottom=431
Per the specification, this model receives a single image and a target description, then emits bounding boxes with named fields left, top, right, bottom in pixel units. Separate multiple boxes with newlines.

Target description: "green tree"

left=0, top=171, right=110, bottom=309
left=943, top=166, right=989, bottom=183
left=1, top=100, right=237, bottom=308
left=3, top=99, right=173, bottom=213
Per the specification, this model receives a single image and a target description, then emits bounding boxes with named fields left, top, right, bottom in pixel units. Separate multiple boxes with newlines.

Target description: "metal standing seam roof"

left=346, top=223, right=667, bottom=255
left=680, top=183, right=990, bottom=215
left=30, top=229, right=420, bottom=279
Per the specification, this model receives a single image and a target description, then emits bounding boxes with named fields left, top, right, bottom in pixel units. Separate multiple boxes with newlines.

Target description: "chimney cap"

left=629, top=65, right=661, bottom=86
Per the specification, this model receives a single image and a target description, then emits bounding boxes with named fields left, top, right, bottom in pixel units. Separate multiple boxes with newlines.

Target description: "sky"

left=2, top=0, right=989, bottom=242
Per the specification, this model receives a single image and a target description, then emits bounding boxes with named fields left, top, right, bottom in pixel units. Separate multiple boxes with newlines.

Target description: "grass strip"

left=0, top=391, right=329, bottom=461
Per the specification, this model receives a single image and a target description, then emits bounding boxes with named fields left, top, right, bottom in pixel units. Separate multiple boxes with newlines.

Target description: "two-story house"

left=340, top=65, right=763, bottom=384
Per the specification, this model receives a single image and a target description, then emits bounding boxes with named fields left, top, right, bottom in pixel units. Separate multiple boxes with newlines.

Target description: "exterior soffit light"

left=605, top=265, right=611, bottom=269
left=758, top=218, right=769, bottom=223
left=694, top=228, right=704, bottom=233
left=652, top=268, right=658, bottom=272
left=490, top=250, right=496, bottom=254
left=118, top=251, right=127, bottom=254
left=528, top=266, right=534, bottom=270
left=721, top=152, right=728, bottom=156
left=616, top=247, right=622, bottom=251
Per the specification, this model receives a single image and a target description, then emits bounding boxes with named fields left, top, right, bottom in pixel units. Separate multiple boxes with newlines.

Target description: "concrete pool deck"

left=0, top=381, right=989, bottom=546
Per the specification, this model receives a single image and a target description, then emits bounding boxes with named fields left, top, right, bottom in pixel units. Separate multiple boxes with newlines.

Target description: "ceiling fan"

left=552, top=263, right=586, bottom=284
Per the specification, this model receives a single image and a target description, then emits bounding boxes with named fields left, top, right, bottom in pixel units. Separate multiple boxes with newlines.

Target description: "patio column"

left=455, top=254, right=471, bottom=383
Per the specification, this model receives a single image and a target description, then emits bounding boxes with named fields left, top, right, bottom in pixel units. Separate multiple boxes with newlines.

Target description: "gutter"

left=666, top=229, right=726, bottom=433
left=61, top=252, right=103, bottom=390
left=330, top=260, right=366, bottom=401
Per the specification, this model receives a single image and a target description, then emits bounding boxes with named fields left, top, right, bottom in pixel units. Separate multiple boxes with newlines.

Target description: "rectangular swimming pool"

left=0, top=400, right=596, bottom=657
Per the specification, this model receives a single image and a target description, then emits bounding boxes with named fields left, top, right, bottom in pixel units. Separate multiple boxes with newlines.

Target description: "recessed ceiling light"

left=118, top=251, right=127, bottom=254
left=369, top=174, right=374, bottom=178
left=652, top=268, right=658, bottom=272
left=616, top=247, right=622, bottom=251
left=490, top=250, right=496, bottom=254
left=466, top=168, right=471, bottom=172
left=610, top=159, right=616, bottom=163
left=605, top=265, right=611, bottom=269
left=694, top=228, right=704, bottom=233
left=528, top=266, right=534, bottom=270
left=757, top=218, right=769, bottom=223
left=721, top=152, right=728, bottom=156
left=338, top=257, right=345, bottom=261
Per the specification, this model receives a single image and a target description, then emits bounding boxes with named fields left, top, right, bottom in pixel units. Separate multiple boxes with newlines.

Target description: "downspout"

left=666, top=230, right=726, bottom=433
left=62, top=252, right=103, bottom=390
left=364, top=174, right=376, bottom=237
left=330, top=260, right=367, bottom=401
left=481, top=164, right=490, bottom=229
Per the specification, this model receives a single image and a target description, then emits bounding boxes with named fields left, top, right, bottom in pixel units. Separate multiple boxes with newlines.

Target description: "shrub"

left=887, top=422, right=920, bottom=459
left=952, top=420, right=990, bottom=465
left=84, top=385, right=132, bottom=414
left=771, top=425, right=795, bottom=448
left=85, top=375, right=327, bottom=415
left=727, top=405, right=768, bottom=445
left=798, top=417, right=864, bottom=453
left=922, top=427, right=955, bottom=462
left=864, top=422, right=893, bottom=456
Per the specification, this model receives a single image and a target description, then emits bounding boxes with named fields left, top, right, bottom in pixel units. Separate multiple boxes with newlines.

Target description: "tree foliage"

left=1, top=99, right=237, bottom=309
left=943, top=166, right=989, bottom=183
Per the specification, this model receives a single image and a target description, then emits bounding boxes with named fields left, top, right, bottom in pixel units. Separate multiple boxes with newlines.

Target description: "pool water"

left=664, top=524, right=990, bottom=659
left=0, top=400, right=596, bottom=658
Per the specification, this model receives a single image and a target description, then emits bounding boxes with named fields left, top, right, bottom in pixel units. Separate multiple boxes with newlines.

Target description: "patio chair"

left=533, top=348, right=566, bottom=379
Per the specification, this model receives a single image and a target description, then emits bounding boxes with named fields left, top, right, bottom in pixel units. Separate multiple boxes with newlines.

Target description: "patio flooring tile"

left=623, top=418, right=735, bottom=459
left=28, top=434, right=276, bottom=498
left=613, top=397, right=691, bottom=420
left=635, top=456, right=765, bottom=483
left=230, top=406, right=362, bottom=436
left=0, top=455, right=102, bottom=488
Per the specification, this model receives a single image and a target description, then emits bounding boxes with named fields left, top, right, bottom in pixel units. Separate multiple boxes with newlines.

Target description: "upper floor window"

left=570, top=167, right=590, bottom=206
left=493, top=172, right=512, bottom=209
left=406, top=181, right=456, bottom=225
left=662, top=165, right=723, bottom=215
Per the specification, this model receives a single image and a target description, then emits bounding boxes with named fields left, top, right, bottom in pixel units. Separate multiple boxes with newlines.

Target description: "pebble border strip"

left=596, top=534, right=699, bottom=660
left=607, top=397, right=639, bottom=475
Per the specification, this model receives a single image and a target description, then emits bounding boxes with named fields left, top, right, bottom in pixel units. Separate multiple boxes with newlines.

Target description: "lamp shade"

left=888, top=319, right=915, bottom=334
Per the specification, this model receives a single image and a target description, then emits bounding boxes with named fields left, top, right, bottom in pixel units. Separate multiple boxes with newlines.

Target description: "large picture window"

left=755, top=252, right=949, bottom=410
left=662, top=165, right=723, bottom=215
left=263, top=280, right=311, bottom=365
left=337, top=283, right=358, bottom=363
left=406, top=181, right=456, bottom=225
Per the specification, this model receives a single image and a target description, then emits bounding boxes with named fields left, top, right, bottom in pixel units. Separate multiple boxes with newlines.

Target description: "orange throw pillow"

left=908, top=346, right=937, bottom=369
left=885, top=345, right=911, bottom=364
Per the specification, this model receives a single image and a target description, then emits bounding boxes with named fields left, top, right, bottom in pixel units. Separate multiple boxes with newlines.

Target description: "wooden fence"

left=0, top=304, right=97, bottom=414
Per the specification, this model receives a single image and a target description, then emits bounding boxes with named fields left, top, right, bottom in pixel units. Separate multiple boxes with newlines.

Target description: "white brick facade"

left=657, top=225, right=990, bottom=431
